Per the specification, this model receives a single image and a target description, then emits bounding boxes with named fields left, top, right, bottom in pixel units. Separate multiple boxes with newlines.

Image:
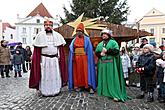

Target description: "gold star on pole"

left=67, top=13, right=107, bottom=36
left=67, top=13, right=89, bottom=36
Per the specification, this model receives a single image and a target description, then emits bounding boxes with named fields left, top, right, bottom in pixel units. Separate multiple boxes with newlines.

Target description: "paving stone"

left=0, top=72, right=164, bottom=110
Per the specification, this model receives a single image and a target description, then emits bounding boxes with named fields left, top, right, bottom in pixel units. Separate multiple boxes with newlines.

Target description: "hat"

left=101, top=29, right=113, bottom=37
left=159, top=44, right=164, bottom=48
left=141, top=38, right=148, bottom=42
left=76, top=22, right=85, bottom=32
left=143, top=44, right=154, bottom=52
left=153, top=48, right=162, bottom=55
left=150, top=41, right=156, bottom=47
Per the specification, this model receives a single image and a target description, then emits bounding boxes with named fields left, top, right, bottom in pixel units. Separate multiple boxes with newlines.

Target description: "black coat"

left=137, top=53, right=156, bottom=76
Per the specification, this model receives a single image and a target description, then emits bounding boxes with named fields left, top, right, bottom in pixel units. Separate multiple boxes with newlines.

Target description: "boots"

left=1, top=71, right=4, bottom=78
left=6, top=72, right=10, bottom=78
left=14, top=71, right=17, bottom=78
left=18, top=71, right=22, bottom=77
left=147, top=92, right=154, bottom=102
left=136, top=91, right=145, bottom=99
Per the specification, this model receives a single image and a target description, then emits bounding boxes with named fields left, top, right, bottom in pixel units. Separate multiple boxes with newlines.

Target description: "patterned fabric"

left=39, top=34, right=61, bottom=96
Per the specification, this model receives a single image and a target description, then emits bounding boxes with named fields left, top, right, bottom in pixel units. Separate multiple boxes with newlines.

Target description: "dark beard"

left=45, top=28, right=52, bottom=34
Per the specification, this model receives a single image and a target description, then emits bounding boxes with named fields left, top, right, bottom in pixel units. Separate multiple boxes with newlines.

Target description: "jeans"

left=14, top=64, right=21, bottom=72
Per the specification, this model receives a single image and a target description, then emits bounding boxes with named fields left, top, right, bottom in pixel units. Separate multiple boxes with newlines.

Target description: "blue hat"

left=150, top=41, right=156, bottom=47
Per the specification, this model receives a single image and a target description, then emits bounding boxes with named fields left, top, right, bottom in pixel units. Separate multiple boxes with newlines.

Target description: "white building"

left=15, top=3, right=59, bottom=47
left=138, top=8, right=165, bottom=46
left=2, top=25, right=16, bottom=43
left=0, top=20, right=2, bottom=40
left=0, top=22, right=16, bottom=42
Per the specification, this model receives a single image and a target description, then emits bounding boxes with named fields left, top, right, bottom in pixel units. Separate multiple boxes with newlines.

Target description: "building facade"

left=15, top=3, right=59, bottom=47
left=0, top=20, right=2, bottom=40
left=138, top=8, right=165, bottom=46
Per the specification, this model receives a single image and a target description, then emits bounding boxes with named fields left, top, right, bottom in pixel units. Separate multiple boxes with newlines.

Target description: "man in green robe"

left=95, top=29, right=130, bottom=102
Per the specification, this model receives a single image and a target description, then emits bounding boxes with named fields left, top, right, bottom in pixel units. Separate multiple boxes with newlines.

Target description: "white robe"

left=33, top=31, right=66, bottom=96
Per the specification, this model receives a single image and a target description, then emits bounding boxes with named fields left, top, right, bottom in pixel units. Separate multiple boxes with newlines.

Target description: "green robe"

left=96, top=39, right=130, bottom=102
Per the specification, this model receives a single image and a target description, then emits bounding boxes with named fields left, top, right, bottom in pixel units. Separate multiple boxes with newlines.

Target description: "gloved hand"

left=100, top=52, right=106, bottom=56
left=102, top=47, right=107, bottom=53
left=135, top=67, right=144, bottom=74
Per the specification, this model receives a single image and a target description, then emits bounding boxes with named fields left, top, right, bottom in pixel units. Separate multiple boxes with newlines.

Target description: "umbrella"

left=8, top=42, right=21, bottom=46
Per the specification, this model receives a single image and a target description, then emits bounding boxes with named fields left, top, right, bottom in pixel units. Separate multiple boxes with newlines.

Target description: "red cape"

left=29, top=46, right=67, bottom=90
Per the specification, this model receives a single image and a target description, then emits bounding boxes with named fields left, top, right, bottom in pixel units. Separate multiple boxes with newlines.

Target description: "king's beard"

left=45, top=28, right=53, bottom=34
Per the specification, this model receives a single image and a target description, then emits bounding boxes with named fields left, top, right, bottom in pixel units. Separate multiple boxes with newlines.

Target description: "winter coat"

left=121, top=53, right=131, bottom=73
left=156, top=59, right=165, bottom=83
left=25, top=50, right=32, bottom=62
left=13, top=54, right=24, bottom=65
left=137, top=53, right=156, bottom=76
left=0, top=46, right=11, bottom=65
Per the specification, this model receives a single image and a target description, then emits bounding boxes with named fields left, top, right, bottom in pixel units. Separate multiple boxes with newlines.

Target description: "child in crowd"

left=121, top=47, right=131, bottom=86
left=13, top=50, right=24, bottom=77
left=136, top=44, right=156, bottom=102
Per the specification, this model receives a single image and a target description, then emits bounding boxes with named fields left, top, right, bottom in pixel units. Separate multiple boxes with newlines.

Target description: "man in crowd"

left=0, top=40, right=11, bottom=78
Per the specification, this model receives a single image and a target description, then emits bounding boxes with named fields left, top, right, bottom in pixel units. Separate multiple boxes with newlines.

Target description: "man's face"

left=142, top=39, right=148, bottom=44
left=76, top=30, right=83, bottom=37
left=102, top=33, right=109, bottom=40
left=44, top=23, right=53, bottom=33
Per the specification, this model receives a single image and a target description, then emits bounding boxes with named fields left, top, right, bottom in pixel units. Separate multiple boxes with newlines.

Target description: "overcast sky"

left=0, top=0, right=165, bottom=25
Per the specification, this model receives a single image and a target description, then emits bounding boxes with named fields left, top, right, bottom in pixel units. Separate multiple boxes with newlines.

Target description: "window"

left=34, top=28, right=41, bottom=34
left=10, top=34, right=13, bottom=39
left=22, top=38, right=26, bottom=44
left=150, top=28, right=154, bottom=34
left=22, top=28, right=26, bottom=33
left=162, top=28, right=165, bottom=34
left=36, top=19, right=40, bottom=23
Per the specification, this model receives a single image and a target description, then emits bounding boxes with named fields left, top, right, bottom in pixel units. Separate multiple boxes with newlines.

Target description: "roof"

left=139, top=8, right=165, bottom=25
left=27, top=3, right=53, bottom=18
left=144, top=8, right=165, bottom=17
left=2, top=23, right=15, bottom=32
left=54, top=20, right=153, bottom=42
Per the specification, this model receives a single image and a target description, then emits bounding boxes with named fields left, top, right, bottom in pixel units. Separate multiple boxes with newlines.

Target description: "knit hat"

left=143, top=44, right=154, bottom=52
left=76, top=22, right=85, bottom=32
left=100, top=29, right=113, bottom=37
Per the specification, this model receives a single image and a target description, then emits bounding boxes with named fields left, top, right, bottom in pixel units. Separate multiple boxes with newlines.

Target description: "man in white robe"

left=29, top=19, right=66, bottom=96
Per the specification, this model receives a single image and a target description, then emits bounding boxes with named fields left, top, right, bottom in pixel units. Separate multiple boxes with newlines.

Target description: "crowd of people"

left=121, top=38, right=165, bottom=103
left=1, top=19, right=165, bottom=104
left=0, top=41, right=32, bottom=78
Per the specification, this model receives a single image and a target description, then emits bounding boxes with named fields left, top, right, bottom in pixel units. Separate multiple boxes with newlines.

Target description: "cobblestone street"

left=0, top=72, right=164, bottom=110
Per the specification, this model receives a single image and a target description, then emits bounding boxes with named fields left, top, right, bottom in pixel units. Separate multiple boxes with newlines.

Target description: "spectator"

left=15, top=43, right=27, bottom=73
left=13, top=50, right=24, bottom=77
left=121, top=47, right=131, bottom=86
left=25, top=46, right=32, bottom=71
left=136, top=44, right=156, bottom=102
left=0, top=40, right=11, bottom=78
left=140, top=38, right=148, bottom=48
